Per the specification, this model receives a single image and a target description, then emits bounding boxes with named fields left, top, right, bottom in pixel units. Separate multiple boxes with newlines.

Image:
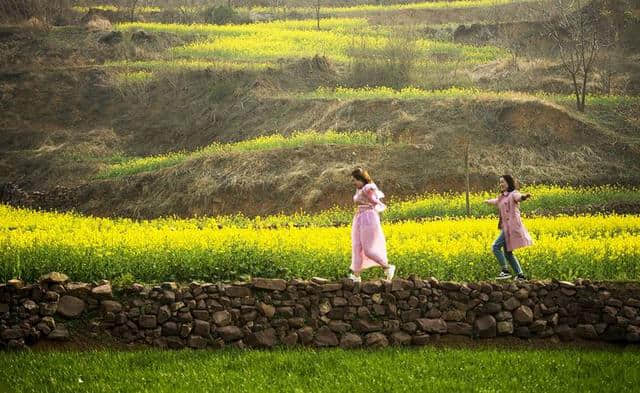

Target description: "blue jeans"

left=492, top=230, right=523, bottom=275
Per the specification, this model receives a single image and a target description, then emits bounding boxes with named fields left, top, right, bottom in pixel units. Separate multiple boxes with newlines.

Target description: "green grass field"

left=110, top=17, right=508, bottom=80
left=0, top=347, right=638, bottom=393
left=96, top=131, right=380, bottom=179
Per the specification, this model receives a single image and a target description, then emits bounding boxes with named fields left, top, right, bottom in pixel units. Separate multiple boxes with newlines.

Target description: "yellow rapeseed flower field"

left=1, top=204, right=638, bottom=282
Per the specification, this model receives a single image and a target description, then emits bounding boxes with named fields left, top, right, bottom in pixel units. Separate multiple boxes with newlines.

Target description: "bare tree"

left=594, top=1, right=625, bottom=94
left=538, top=0, right=599, bottom=112
left=114, top=0, right=141, bottom=22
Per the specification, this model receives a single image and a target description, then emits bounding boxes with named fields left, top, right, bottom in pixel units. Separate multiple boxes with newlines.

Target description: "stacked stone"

left=0, top=272, right=107, bottom=349
left=1, top=273, right=639, bottom=350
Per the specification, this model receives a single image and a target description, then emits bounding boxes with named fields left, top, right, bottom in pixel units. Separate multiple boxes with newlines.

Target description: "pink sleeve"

left=486, top=197, right=499, bottom=205
left=512, top=191, right=523, bottom=202
left=365, top=187, right=381, bottom=205
left=363, top=184, right=387, bottom=212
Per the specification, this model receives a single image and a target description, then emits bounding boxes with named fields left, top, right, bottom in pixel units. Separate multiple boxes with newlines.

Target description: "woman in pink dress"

left=349, top=168, right=395, bottom=282
left=485, top=174, right=533, bottom=281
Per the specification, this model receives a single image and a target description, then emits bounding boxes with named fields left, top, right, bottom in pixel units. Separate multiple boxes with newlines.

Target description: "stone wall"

left=1, top=273, right=640, bottom=350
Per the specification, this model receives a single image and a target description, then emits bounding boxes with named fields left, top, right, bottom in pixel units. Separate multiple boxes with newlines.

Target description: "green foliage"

left=202, top=5, right=240, bottom=25
left=1, top=347, right=638, bottom=393
left=96, top=130, right=381, bottom=179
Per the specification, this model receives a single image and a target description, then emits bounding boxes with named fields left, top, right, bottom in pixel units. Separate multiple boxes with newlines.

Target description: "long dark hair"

left=352, top=168, right=372, bottom=184
left=501, top=174, right=517, bottom=192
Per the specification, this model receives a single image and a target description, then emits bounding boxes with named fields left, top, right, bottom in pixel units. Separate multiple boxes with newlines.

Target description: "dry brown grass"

left=84, top=15, right=112, bottom=32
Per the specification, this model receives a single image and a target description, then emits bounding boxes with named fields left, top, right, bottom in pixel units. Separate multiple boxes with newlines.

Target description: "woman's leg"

left=350, top=217, right=363, bottom=276
left=505, top=251, right=524, bottom=276
left=492, top=231, right=510, bottom=272
left=360, top=213, right=389, bottom=269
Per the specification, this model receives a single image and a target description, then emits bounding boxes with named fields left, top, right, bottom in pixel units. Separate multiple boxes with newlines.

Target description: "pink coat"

left=351, top=183, right=388, bottom=272
left=487, top=190, right=533, bottom=252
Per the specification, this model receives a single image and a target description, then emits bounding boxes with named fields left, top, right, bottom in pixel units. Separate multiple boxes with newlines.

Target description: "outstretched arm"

left=485, top=197, right=499, bottom=205
left=512, top=191, right=532, bottom=202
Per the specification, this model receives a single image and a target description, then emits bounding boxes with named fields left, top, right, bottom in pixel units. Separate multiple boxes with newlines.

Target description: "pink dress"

left=351, top=183, right=389, bottom=273
left=487, top=190, right=533, bottom=252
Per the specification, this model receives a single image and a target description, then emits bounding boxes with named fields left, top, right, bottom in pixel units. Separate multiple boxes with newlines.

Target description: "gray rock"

left=322, top=283, right=342, bottom=292
left=287, top=317, right=305, bottom=329
left=353, top=319, right=383, bottom=333
left=187, top=335, right=208, bottom=349
left=282, top=332, right=299, bottom=347
left=40, top=302, right=58, bottom=316
left=332, top=297, right=348, bottom=307
left=530, top=319, right=547, bottom=333
left=101, top=300, right=122, bottom=314
left=515, top=288, right=529, bottom=300
left=497, top=321, right=514, bottom=335
left=340, top=333, right=362, bottom=348
left=447, top=322, right=472, bottom=336
left=166, top=336, right=185, bottom=349
left=391, top=331, right=413, bottom=345
left=442, top=310, right=465, bottom=322
left=23, top=300, right=38, bottom=313
left=179, top=323, right=192, bottom=338
left=246, top=328, right=277, bottom=348
left=57, top=296, right=85, bottom=318
left=217, top=326, right=244, bottom=341
left=257, top=303, right=276, bottom=318
left=157, top=305, right=171, bottom=324
left=514, top=305, right=534, bottom=325
left=225, top=285, right=251, bottom=297
left=91, top=284, right=113, bottom=299
left=416, top=318, right=447, bottom=334
left=193, top=320, right=210, bottom=337
left=365, top=332, right=388, bottom=348
left=483, top=302, right=502, bottom=314
left=139, top=315, right=157, bottom=329
left=328, top=320, right=351, bottom=333
left=361, top=280, right=383, bottom=294
left=297, top=326, right=314, bottom=344
left=48, top=325, right=70, bottom=340
left=1, top=328, right=23, bottom=340
left=626, top=325, right=640, bottom=342
left=401, top=309, right=421, bottom=322
left=503, top=297, right=521, bottom=311
left=475, top=315, right=497, bottom=338
left=212, top=310, right=232, bottom=326
left=252, top=278, right=287, bottom=291
left=39, top=272, right=69, bottom=284
left=440, top=281, right=461, bottom=291
left=314, top=326, right=339, bottom=346
left=495, top=311, right=513, bottom=322
left=162, top=322, right=179, bottom=336
left=411, top=334, right=431, bottom=345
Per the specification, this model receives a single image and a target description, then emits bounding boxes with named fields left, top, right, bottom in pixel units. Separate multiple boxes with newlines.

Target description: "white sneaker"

left=495, top=271, right=512, bottom=280
left=348, top=273, right=361, bottom=283
left=385, top=264, right=396, bottom=281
